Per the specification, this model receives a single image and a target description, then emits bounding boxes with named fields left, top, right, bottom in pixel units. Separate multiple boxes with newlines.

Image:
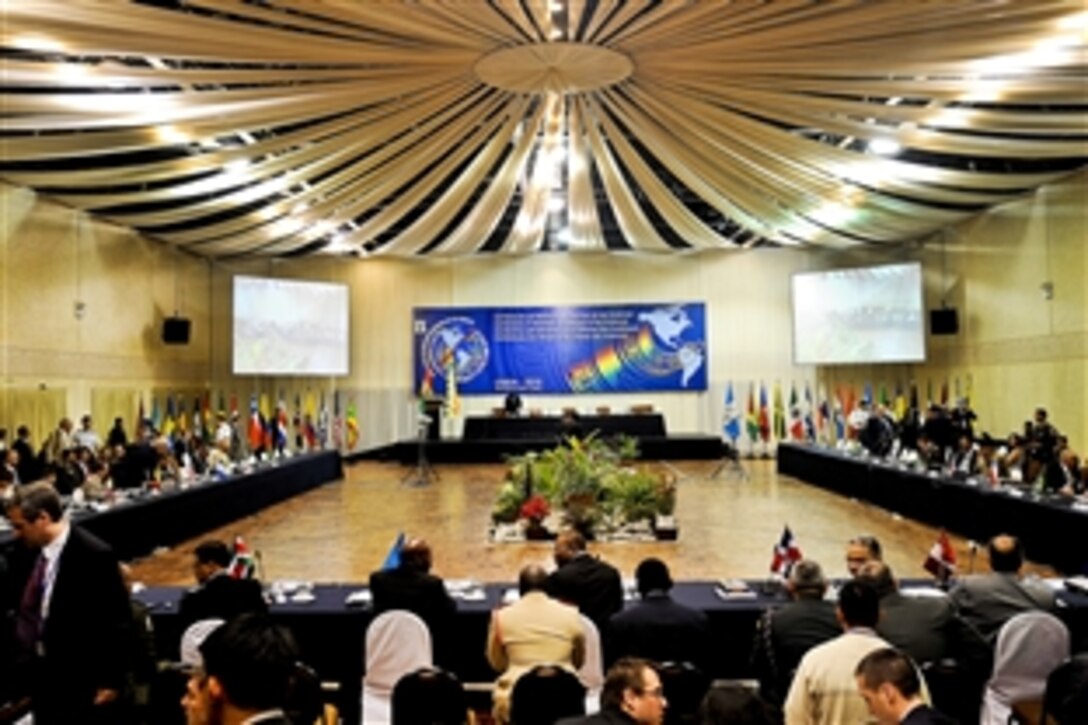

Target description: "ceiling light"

left=12, top=34, right=65, bottom=52
left=154, top=125, right=190, bottom=144
left=867, top=137, right=902, bottom=156
left=547, top=195, right=565, bottom=213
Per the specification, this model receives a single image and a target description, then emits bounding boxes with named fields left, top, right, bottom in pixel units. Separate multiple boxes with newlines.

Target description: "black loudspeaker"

left=162, top=316, right=192, bottom=344
left=930, top=308, right=959, bottom=335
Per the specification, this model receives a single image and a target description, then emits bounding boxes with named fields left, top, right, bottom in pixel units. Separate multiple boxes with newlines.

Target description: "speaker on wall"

left=930, top=308, right=959, bottom=336
left=162, top=316, right=192, bottom=344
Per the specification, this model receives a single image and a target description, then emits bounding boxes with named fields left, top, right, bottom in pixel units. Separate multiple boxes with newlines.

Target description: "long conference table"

left=777, top=443, right=1088, bottom=575
left=136, top=578, right=1088, bottom=725
left=463, top=413, right=668, bottom=440
left=0, top=451, right=343, bottom=560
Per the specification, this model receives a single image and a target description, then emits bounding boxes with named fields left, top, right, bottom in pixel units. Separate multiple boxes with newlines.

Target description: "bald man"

left=948, top=534, right=1055, bottom=644
left=369, top=537, right=456, bottom=665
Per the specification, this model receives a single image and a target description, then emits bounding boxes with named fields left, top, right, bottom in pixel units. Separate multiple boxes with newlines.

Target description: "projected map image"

left=792, top=263, right=925, bottom=365
left=233, top=276, right=349, bottom=376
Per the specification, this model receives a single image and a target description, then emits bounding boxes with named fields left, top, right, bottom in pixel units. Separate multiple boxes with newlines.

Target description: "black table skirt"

left=463, top=414, right=667, bottom=440
left=0, top=452, right=343, bottom=561
left=777, top=443, right=1088, bottom=574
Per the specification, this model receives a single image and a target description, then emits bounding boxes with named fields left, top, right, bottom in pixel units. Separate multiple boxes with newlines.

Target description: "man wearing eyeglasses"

left=557, top=657, right=667, bottom=724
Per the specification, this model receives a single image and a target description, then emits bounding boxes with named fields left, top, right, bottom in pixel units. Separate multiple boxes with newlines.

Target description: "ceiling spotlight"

left=868, top=137, right=902, bottom=156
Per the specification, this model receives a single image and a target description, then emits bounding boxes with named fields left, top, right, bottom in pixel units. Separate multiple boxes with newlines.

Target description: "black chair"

left=920, top=658, right=985, bottom=725
left=657, top=662, right=709, bottom=725
left=1043, top=653, right=1088, bottom=723
left=285, top=662, right=336, bottom=725
left=697, top=684, right=780, bottom=725
left=510, top=664, right=585, bottom=725
left=391, top=667, right=468, bottom=725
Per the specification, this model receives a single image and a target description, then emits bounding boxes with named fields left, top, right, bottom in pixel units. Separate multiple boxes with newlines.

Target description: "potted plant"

left=519, top=494, right=553, bottom=540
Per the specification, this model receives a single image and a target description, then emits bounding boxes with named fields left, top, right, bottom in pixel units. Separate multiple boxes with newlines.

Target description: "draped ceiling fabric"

left=1, top=1, right=1086, bottom=258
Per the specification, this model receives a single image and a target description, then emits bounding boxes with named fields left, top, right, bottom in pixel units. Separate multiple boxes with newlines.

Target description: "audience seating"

left=921, top=658, right=987, bottom=725
left=981, top=611, right=1070, bottom=725
left=509, top=665, right=585, bottom=725
left=658, top=661, right=710, bottom=725
left=577, top=614, right=604, bottom=712
left=363, top=610, right=433, bottom=724
left=391, top=667, right=469, bottom=725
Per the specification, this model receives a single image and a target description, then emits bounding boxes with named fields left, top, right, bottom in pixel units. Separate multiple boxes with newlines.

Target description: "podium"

left=421, top=400, right=442, bottom=441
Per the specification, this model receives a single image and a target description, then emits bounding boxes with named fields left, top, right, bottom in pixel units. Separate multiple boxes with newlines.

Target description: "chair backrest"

left=988, top=611, right=1070, bottom=705
left=1044, top=653, right=1088, bottom=724
left=179, top=618, right=225, bottom=669
left=510, top=664, right=586, bottom=725
left=658, top=661, right=710, bottom=725
left=365, top=610, right=434, bottom=693
left=391, top=667, right=468, bottom=725
left=285, top=662, right=331, bottom=725
left=577, top=614, right=604, bottom=692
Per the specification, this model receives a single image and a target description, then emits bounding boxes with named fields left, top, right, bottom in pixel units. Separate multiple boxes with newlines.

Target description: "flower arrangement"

left=519, top=494, right=550, bottom=522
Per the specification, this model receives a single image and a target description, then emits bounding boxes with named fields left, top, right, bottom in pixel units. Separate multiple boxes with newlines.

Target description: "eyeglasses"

left=638, top=686, right=665, bottom=700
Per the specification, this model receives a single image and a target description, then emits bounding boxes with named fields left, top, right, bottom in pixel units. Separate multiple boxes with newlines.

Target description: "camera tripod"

left=706, top=441, right=748, bottom=481
left=401, top=417, right=439, bottom=487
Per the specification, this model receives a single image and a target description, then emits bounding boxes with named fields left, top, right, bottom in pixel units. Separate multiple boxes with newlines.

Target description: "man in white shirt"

left=71, top=414, right=102, bottom=453
left=182, top=613, right=298, bottom=725
left=785, top=581, right=929, bottom=725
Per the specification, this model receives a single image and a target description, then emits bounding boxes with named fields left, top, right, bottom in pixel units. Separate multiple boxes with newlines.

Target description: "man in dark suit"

left=182, top=613, right=297, bottom=725
left=558, top=657, right=666, bottom=725
left=11, top=425, right=38, bottom=484
left=949, top=534, right=1055, bottom=644
left=179, top=540, right=267, bottom=628
left=855, top=647, right=956, bottom=724
left=750, top=559, right=841, bottom=704
left=368, top=537, right=456, bottom=666
left=607, top=558, right=709, bottom=670
left=548, top=529, right=624, bottom=633
left=5, top=481, right=132, bottom=725
left=857, top=561, right=957, bottom=665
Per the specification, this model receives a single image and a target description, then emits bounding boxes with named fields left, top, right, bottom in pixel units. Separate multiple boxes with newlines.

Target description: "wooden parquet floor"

left=128, top=459, right=1053, bottom=586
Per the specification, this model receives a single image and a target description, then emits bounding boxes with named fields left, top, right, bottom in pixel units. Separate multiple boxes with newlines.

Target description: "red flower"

left=519, top=495, right=550, bottom=521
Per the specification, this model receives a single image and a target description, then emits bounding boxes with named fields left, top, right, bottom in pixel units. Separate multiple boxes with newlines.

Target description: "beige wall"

left=818, top=170, right=1087, bottom=450
left=0, top=183, right=212, bottom=443
left=3, top=170, right=1084, bottom=451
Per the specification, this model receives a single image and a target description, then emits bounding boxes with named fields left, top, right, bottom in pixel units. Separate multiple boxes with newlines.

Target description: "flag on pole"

left=446, top=357, right=461, bottom=418
left=723, top=382, right=741, bottom=443
left=771, top=526, right=803, bottom=577
left=332, top=391, right=343, bottom=450
left=940, top=379, right=950, bottom=405
left=317, top=392, right=329, bottom=449
left=863, top=382, right=874, bottom=406
left=192, top=395, right=204, bottom=442
left=248, top=395, right=263, bottom=451
left=833, top=391, right=846, bottom=442
left=381, top=532, right=406, bottom=570
left=817, top=387, right=831, bottom=443
left=228, top=536, right=256, bottom=579
left=745, top=383, right=760, bottom=446
left=923, top=531, right=957, bottom=582
left=758, top=383, right=771, bottom=443
left=162, top=394, right=176, bottom=439
left=345, top=399, right=360, bottom=450
left=293, top=393, right=303, bottom=450
left=879, top=382, right=890, bottom=408
left=894, top=383, right=908, bottom=422
left=274, top=396, right=289, bottom=451
left=176, top=397, right=188, bottom=434
left=802, top=383, right=816, bottom=441
left=788, top=383, right=804, bottom=441
left=773, top=382, right=786, bottom=441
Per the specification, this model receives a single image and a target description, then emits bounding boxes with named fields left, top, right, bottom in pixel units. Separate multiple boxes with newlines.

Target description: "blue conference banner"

left=413, top=303, right=707, bottom=395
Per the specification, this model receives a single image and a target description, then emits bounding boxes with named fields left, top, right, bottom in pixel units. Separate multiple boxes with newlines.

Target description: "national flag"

left=788, top=382, right=803, bottom=440
left=162, top=394, right=176, bottom=439
left=332, top=391, right=343, bottom=449
left=446, top=357, right=461, bottom=418
left=910, top=381, right=919, bottom=411
left=274, top=397, right=289, bottom=451
left=248, top=395, right=263, bottom=451
left=745, top=383, right=759, bottom=444
left=723, top=382, right=741, bottom=443
left=382, top=532, right=406, bottom=570
left=192, top=395, right=204, bottom=442
left=771, top=526, right=803, bottom=577
left=258, top=393, right=273, bottom=449
left=863, top=382, right=874, bottom=406
left=954, top=376, right=962, bottom=402
left=317, top=392, right=329, bottom=449
left=940, top=379, right=949, bottom=405
left=772, top=382, right=786, bottom=441
left=228, top=536, right=257, bottom=579
left=802, top=383, right=816, bottom=441
left=293, top=393, right=303, bottom=450
left=345, top=399, right=360, bottom=450
left=879, top=382, right=890, bottom=408
left=833, top=392, right=846, bottom=442
left=176, top=397, right=188, bottom=434
left=817, top=388, right=831, bottom=442
left=229, top=392, right=237, bottom=417
left=894, top=383, right=908, bottom=422
left=923, top=531, right=957, bottom=581
left=420, top=367, right=435, bottom=401
left=758, top=383, right=771, bottom=442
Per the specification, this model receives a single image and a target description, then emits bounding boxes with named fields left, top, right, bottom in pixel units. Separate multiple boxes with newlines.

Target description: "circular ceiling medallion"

left=474, top=42, right=633, bottom=94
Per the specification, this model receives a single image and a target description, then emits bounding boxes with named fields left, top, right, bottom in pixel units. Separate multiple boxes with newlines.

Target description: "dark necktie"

left=15, top=554, right=47, bottom=652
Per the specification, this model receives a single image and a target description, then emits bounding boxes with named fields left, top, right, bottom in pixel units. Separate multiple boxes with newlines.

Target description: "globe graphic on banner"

left=421, top=316, right=489, bottom=382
